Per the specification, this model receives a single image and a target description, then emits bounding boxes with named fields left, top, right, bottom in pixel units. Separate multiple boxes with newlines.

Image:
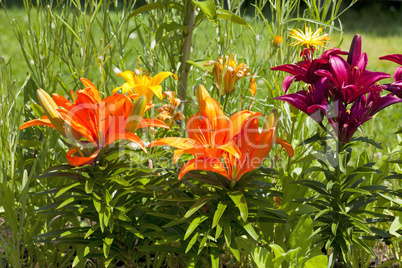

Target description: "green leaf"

left=223, top=217, right=231, bottom=246
left=103, top=236, right=114, bottom=258
left=228, top=191, right=248, bottom=222
left=185, top=232, right=199, bottom=253
left=192, top=0, right=217, bottom=26
left=184, top=216, right=208, bottom=240
left=210, top=242, right=219, bottom=268
left=269, top=244, right=286, bottom=267
left=351, top=166, right=382, bottom=174
left=72, top=241, right=103, bottom=267
left=186, top=60, right=214, bottom=72
left=184, top=195, right=213, bottom=218
left=229, top=235, right=240, bottom=261
left=212, top=202, right=227, bottom=229
left=214, top=221, right=223, bottom=239
left=55, top=182, right=81, bottom=198
left=57, top=197, right=76, bottom=209
left=304, top=255, right=328, bottom=268
left=350, top=137, right=383, bottom=149
left=289, top=215, right=313, bottom=256
left=389, top=216, right=402, bottom=237
left=352, top=236, right=378, bottom=261
left=379, top=193, right=402, bottom=206
left=239, top=220, right=259, bottom=241
left=216, top=8, right=254, bottom=33
left=121, top=224, right=145, bottom=239
left=251, top=246, right=274, bottom=268
left=292, top=180, right=329, bottom=196
left=84, top=225, right=99, bottom=239
left=110, top=176, right=130, bottom=187
left=298, top=133, right=328, bottom=146
left=18, top=140, right=41, bottom=148
left=85, top=179, right=96, bottom=194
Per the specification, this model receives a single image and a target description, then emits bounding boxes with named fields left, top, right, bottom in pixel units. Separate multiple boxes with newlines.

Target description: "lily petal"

left=19, top=118, right=55, bottom=130
left=275, top=137, right=294, bottom=157
left=150, top=72, right=178, bottom=86
left=139, top=118, right=170, bottom=129
left=80, top=78, right=101, bottom=103
left=66, top=147, right=101, bottom=166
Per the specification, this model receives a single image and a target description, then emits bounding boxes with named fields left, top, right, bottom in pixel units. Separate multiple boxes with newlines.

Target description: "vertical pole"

left=178, top=1, right=195, bottom=115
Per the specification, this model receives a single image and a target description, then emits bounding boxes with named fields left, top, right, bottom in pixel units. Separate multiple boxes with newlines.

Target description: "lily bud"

left=263, top=109, right=278, bottom=130
left=273, top=36, right=283, bottom=48
left=249, top=75, right=257, bottom=97
left=36, top=88, right=65, bottom=136
left=196, top=84, right=210, bottom=112
left=126, top=95, right=146, bottom=133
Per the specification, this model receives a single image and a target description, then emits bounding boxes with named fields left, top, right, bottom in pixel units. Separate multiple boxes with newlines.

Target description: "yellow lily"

left=113, top=68, right=178, bottom=103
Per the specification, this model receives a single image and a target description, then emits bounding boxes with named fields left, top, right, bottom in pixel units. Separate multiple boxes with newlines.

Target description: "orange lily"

left=204, top=54, right=250, bottom=95
left=113, top=68, right=178, bottom=103
left=178, top=110, right=293, bottom=184
left=149, top=84, right=263, bottom=180
left=157, top=91, right=185, bottom=127
left=20, top=79, right=169, bottom=166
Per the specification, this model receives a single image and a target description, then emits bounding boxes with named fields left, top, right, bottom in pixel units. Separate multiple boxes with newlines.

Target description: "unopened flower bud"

left=273, top=36, right=283, bottom=48
left=197, top=84, right=210, bottom=112
left=126, top=95, right=146, bottom=133
left=263, top=109, right=278, bottom=130
left=36, top=89, right=65, bottom=136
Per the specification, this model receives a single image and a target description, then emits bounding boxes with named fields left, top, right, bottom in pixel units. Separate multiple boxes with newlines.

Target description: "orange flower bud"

left=36, top=89, right=65, bottom=136
left=196, top=84, right=210, bottom=112
left=126, top=95, right=146, bottom=133
left=273, top=36, right=283, bottom=48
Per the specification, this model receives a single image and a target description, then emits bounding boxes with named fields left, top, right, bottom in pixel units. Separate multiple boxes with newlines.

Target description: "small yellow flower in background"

left=204, top=54, right=250, bottom=95
left=273, top=36, right=283, bottom=48
left=289, top=25, right=330, bottom=49
left=113, top=68, right=178, bottom=103
left=157, top=91, right=185, bottom=127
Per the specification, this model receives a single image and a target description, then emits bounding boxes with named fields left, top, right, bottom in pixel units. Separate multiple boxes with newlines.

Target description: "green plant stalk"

left=179, top=1, right=195, bottom=113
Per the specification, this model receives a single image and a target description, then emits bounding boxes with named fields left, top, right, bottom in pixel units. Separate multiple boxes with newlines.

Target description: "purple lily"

left=380, top=54, right=402, bottom=98
left=274, top=34, right=402, bottom=144
left=316, top=35, right=391, bottom=104
left=325, top=92, right=402, bottom=143
left=271, top=48, right=347, bottom=92
left=275, top=77, right=330, bottom=122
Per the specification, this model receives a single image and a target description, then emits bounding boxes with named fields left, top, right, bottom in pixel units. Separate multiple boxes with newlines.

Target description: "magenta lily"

left=275, top=77, right=330, bottom=122
left=325, top=92, right=402, bottom=143
left=271, top=48, right=347, bottom=93
left=274, top=34, right=402, bottom=144
left=316, top=35, right=391, bottom=105
left=380, top=54, right=402, bottom=98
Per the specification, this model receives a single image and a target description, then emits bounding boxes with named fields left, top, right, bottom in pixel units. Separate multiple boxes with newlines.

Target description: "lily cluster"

left=272, top=34, right=402, bottom=143
left=150, top=85, right=293, bottom=187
